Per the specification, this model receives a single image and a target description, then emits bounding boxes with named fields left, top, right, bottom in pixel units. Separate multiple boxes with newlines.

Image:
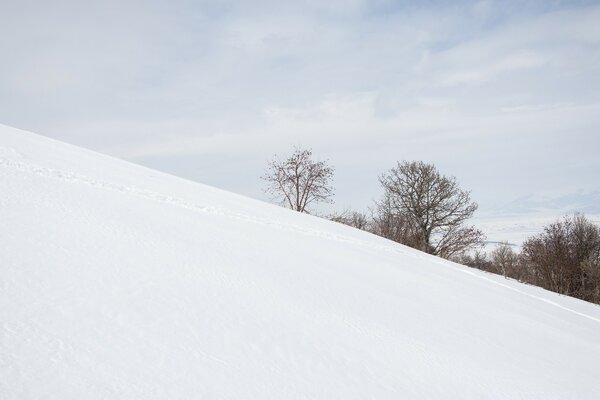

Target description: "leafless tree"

left=490, top=242, right=519, bottom=278
left=329, top=210, right=369, bottom=230
left=378, top=160, right=484, bottom=258
left=370, top=194, right=422, bottom=248
left=262, top=147, right=334, bottom=213
left=521, top=213, right=600, bottom=302
left=455, top=250, right=493, bottom=272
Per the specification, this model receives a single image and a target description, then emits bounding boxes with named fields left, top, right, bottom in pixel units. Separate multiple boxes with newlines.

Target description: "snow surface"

left=1, top=124, right=600, bottom=399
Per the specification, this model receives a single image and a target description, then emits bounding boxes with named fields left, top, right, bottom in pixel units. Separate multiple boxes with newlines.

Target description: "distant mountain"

left=493, top=192, right=600, bottom=216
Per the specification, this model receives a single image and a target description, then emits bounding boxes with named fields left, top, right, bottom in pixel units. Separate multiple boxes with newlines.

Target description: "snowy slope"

left=1, top=124, right=600, bottom=400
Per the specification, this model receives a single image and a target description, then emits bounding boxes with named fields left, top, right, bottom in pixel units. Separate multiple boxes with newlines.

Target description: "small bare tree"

left=378, top=160, right=484, bottom=258
left=262, top=147, right=334, bottom=213
left=456, top=250, right=493, bottom=272
left=490, top=242, right=519, bottom=278
left=329, top=210, right=369, bottom=230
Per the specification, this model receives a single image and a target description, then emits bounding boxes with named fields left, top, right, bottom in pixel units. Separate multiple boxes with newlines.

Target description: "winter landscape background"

left=2, top=0, right=600, bottom=398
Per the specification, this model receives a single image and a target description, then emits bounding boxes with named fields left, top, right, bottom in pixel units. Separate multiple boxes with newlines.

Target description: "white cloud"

left=1, top=0, right=599, bottom=212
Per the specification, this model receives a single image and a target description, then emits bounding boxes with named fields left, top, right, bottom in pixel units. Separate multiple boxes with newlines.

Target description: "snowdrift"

left=1, top=124, right=599, bottom=399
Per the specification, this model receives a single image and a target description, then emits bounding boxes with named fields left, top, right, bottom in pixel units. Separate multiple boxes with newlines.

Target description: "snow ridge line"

left=451, top=265, right=600, bottom=323
left=0, top=157, right=403, bottom=254
left=3, top=156, right=599, bottom=324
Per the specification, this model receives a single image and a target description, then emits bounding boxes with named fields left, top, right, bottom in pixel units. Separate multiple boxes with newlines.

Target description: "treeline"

left=458, top=215, right=600, bottom=304
left=332, top=211, right=600, bottom=305
left=262, top=147, right=600, bottom=305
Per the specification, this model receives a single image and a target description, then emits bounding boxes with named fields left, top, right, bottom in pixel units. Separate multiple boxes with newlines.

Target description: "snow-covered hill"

left=1, top=124, right=600, bottom=399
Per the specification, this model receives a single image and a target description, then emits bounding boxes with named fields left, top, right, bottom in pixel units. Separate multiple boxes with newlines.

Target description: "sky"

left=1, top=0, right=599, bottom=216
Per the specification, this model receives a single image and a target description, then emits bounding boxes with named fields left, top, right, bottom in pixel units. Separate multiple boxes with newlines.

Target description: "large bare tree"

left=378, top=160, right=483, bottom=258
left=262, top=148, right=334, bottom=213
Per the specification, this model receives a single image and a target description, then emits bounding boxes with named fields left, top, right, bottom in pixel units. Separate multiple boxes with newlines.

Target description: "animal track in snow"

left=0, top=157, right=403, bottom=256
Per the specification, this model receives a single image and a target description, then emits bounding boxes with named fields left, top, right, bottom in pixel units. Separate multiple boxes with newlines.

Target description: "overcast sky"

left=1, top=0, right=599, bottom=215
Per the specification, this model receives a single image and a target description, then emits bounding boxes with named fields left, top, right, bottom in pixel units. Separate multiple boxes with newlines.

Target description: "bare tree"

left=371, top=193, right=422, bottom=248
left=378, top=160, right=484, bottom=258
left=329, top=210, right=369, bottom=230
left=521, top=213, right=600, bottom=301
left=262, top=147, right=334, bottom=213
left=456, top=250, right=493, bottom=272
left=490, top=242, right=519, bottom=278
